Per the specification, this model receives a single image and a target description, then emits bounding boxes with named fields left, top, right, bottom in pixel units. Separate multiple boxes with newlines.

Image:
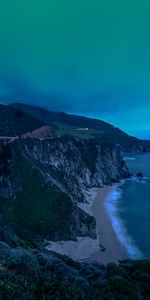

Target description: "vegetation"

left=0, top=242, right=150, bottom=300
left=0, top=144, right=12, bottom=176
left=0, top=148, right=73, bottom=243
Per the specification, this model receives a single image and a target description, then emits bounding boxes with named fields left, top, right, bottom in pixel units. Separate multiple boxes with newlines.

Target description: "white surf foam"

left=124, top=157, right=136, bottom=161
left=105, top=181, right=144, bottom=259
left=131, top=176, right=150, bottom=185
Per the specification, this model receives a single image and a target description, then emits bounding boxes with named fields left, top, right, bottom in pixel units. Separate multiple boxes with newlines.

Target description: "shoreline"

left=46, top=183, right=131, bottom=263
left=88, top=184, right=130, bottom=264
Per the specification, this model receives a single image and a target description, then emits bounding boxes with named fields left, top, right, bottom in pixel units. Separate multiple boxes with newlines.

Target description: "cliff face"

left=0, top=136, right=130, bottom=243
left=19, top=136, right=129, bottom=201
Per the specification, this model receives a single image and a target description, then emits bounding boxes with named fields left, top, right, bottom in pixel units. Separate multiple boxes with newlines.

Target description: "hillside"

left=0, top=104, right=44, bottom=136
left=0, top=242, right=150, bottom=300
left=10, top=103, right=150, bottom=153
left=0, top=136, right=129, bottom=246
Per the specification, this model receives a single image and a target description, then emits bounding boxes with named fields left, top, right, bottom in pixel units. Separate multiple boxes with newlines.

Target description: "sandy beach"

left=88, top=185, right=130, bottom=264
left=46, top=185, right=130, bottom=263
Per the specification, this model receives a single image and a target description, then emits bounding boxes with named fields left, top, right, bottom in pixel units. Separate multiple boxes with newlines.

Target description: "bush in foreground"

left=0, top=242, right=150, bottom=300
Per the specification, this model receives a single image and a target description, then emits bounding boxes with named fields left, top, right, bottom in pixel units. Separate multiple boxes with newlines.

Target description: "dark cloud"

left=0, top=78, right=145, bottom=115
left=0, top=76, right=73, bottom=112
left=0, top=75, right=150, bottom=139
left=33, top=93, right=74, bottom=112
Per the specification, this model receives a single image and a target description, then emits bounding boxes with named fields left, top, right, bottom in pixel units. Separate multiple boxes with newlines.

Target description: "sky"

left=0, top=0, right=150, bottom=138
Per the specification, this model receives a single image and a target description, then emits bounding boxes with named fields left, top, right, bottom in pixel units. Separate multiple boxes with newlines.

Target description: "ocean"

left=106, top=153, right=150, bottom=260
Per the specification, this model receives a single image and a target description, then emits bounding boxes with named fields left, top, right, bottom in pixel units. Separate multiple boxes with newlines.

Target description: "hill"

left=0, top=104, right=44, bottom=136
left=10, top=103, right=150, bottom=153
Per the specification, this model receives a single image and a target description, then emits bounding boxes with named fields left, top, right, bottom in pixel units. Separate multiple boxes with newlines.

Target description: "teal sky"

left=0, top=0, right=150, bottom=138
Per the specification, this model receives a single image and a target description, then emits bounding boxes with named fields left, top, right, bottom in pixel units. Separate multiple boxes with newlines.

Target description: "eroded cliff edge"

left=0, top=136, right=130, bottom=245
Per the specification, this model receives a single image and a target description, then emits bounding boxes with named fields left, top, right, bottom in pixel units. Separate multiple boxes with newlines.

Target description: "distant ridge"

left=10, top=103, right=150, bottom=153
left=10, top=102, right=115, bottom=131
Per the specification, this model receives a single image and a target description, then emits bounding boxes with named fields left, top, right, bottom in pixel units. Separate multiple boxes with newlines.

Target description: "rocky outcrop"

left=21, top=126, right=57, bottom=140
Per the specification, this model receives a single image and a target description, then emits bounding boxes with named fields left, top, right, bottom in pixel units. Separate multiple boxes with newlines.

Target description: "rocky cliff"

left=19, top=136, right=129, bottom=201
left=0, top=136, right=130, bottom=245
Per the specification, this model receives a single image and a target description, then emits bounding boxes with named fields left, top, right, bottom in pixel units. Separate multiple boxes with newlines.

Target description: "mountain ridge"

left=10, top=102, right=150, bottom=153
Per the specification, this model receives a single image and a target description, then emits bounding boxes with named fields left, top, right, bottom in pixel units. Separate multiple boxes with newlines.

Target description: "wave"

left=131, top=176, right=150, bottom=185
left=124, top=157, right=136, bottom=161
left=105, top=181, right=144, bottom=259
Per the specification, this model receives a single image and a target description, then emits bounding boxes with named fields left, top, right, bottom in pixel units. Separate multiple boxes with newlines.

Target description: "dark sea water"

left=106, top=153, right=150, bottom=259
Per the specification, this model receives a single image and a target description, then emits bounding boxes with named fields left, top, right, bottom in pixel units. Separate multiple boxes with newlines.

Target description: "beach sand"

left=46, top=186, right=130, bottom=263
left=88, top=185, right=130, bottom=264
